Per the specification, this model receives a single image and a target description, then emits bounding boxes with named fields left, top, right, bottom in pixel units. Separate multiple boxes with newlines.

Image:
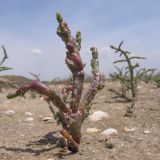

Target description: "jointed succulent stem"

left=81, top=47, right=105, bottom=118
left=110, top=41, right=154, bottom=117
left=7, top=13, right=104, bottom=152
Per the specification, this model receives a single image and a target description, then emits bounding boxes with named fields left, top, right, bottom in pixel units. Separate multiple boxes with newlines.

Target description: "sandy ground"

left=0, top=81, right=160, bottom=160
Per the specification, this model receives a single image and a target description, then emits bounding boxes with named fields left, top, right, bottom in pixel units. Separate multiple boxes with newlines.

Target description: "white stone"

left=86, top=128, right=101, bottom=133
left=25, top=117, right=34, bottom=122
left=89, top=111, right=109, bottom=122
left=143, top=130, right=151, bottom=134
left=4, top=110, right=15, bottom=115
left=137, top=85, right=143, bottom=89
left=40, top=97, right=44, bottom=101
left=123, top=127, right=136, bottom=133
left=42, top=116, right=53, bottom=121
left=20, top=134, right=24, bottom=137
left=25, top=112, right=33, bottom=116
left=1, top=88, right=6, bottom=92
left=101, top=128, right=118, bottom=136
left=98, top=96, right=105, bottom=99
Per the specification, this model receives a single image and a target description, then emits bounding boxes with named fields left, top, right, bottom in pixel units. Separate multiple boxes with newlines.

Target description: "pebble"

left=101, top=128, right=118, bottom=137
left=20, top=134, right=25, bottom=137
left=123, top=127, right=136, bottom=133
left=89, top=111, right=109, bottom=122
left=137, top=85, right=143, bottom=89
left=98, top=96, right=105, bottom=99
left=25, top=117, right=34, bottom=122
left=42, top=116, right=53, bottom=121
left=143, top=130, right=151, bottom=134
left=25, top=112, right=33, bottom=116
left=40, top=97, right=44, bottom=101
left=86, top=128, right=101, bottom=133
left=4, top=110, right=15, bottom=116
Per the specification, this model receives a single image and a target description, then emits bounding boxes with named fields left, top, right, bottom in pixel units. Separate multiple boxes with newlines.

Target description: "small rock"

left=101, top=128, right=118, bottom=137
left=47, top=159, right=55, bottom=160
left=40, top=97, right=44, bottom=101
left=137, top=85, right=143, bottom=89
left=20, top=134, right=25, bottom=137
left=98, top=96, right=105, bottom=99
left=86, top=128, right=101, bottom=133
left=25, top=117, right=34, bottom=122
left=143, top=130, right=151, bottom=134
left=21, top=156, right=25, bottom=159
left=1, top=88, right=6, bottom=92
left=89, top=111, right=109, bottom=122
left=25, top=112, right=33, bottom=116
left=4, top=110, right=15, bottom=116
left=123, top=127, right=136, bottom=133
left=42, top=116, right=53, bottom=121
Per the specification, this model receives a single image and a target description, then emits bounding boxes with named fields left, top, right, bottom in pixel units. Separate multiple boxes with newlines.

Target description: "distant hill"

left=0, top=75, right=30, bottom=87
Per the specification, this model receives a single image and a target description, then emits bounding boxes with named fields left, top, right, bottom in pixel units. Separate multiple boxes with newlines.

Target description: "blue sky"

left=0, top=0, right=160, bottom=80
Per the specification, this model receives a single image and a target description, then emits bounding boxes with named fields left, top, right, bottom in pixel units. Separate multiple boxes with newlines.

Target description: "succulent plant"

left=7, top=13, right=104, bottom=152
left=110, top=41, right=154, bottom=117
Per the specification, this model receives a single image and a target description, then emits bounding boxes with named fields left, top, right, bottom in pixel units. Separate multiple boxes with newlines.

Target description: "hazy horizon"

left=0, top=0, right=160, bottom=80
